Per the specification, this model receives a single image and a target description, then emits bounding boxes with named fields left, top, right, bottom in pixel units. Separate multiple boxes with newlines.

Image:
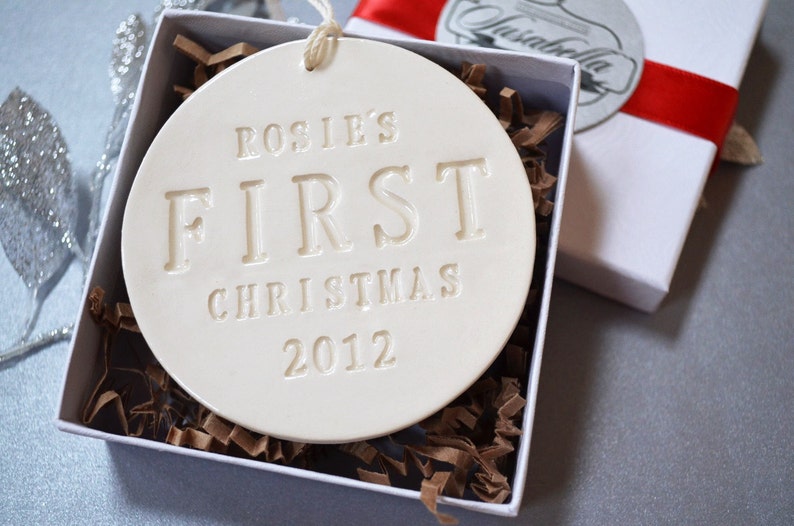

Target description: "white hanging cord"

left=303, top=0, right=342, bottom=71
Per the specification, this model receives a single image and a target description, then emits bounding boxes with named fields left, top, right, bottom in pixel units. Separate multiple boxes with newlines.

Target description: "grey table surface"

left=1, top=1, right=792, bottom=525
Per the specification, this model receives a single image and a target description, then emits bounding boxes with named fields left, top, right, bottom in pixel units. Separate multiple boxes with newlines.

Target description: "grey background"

left=1, top=1, right=791, bottom=524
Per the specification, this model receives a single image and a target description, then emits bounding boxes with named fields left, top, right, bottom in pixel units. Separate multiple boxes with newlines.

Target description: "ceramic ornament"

left=122, top=10, right=536, bottom=442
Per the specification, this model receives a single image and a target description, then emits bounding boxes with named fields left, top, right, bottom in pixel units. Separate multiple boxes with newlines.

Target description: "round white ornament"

left=121, top=36, right=536, bottom=443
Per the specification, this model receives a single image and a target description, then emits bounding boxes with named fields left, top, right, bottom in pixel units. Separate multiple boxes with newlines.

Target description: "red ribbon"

left=352, top=0, right=444, bottom=40
left=621, top=60, right=738, bottom=148
left=351, top=0, right=739, bottom=149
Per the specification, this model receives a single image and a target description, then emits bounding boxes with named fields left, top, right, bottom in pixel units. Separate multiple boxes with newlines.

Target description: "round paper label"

left=436, top=0, right=644, bottom=131
left=121, top=38, right=535, bottom=443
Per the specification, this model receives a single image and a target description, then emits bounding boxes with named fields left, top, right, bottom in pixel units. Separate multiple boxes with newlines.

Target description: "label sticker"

left=437, top=0, right=644, bottom=130
left=121, top=38, right=535, bottom=443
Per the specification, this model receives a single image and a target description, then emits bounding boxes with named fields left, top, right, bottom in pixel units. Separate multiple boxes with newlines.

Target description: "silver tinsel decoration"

left=0, top=89, right=80, bottom=291
left=0, top=88, right=82, bottom=348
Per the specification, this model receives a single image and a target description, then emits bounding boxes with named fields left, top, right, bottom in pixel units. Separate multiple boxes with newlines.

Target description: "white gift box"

left=57, top=10, right=578, bottom=518
left=347, top=0, right=768, bottom=311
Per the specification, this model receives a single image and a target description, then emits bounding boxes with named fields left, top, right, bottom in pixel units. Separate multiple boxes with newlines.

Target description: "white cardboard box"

left=347, top=0, right=768, bottom=312
left=57, top=10, right=578, bottom=517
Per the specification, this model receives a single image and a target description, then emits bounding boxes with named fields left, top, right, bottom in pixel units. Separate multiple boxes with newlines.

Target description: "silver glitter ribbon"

left=0, top=88, right=82, bottom=345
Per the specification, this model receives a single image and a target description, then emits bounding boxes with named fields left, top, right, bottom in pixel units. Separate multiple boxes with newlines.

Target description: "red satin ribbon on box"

left=353, top=0, right=444, bottom=40
left=351, top=0, right=739, bottom=149
left=621, top=61, right=738, bottom=148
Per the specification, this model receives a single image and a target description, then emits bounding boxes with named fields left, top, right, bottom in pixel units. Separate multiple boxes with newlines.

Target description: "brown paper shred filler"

left=485, top=68, right=563, bottom=218
left=461, top=61, right=487, bottom=99
left=206, top=42, right=259, bottom=66
left=420, top=472, right=460, bottom=525
left=720, top=121, right=763, bottom=165
left=173, top=34, right=212, bottom=65
left=172, top=35, right=260, bottom=101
